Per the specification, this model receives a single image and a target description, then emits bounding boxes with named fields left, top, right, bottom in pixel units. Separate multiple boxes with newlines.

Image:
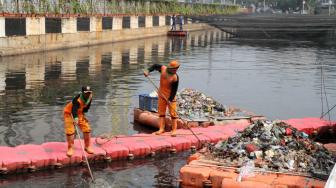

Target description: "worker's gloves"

left=143, top=71, right=149, bottom=77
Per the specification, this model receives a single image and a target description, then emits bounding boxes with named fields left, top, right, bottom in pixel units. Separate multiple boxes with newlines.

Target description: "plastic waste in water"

left=300, top=132, right=309, bottom=138
left=288, top=160, right=294, bottom=170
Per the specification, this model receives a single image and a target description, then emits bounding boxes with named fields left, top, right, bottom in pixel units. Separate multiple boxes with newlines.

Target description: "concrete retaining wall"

left=0, top=15, right=211, bottom=56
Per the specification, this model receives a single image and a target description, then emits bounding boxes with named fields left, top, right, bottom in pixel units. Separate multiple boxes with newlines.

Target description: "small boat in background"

left=167, top=30, right=188, bottom=37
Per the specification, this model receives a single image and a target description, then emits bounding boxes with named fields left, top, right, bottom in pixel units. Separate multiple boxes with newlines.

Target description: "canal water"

left=0, top=28, right=336, bottom=187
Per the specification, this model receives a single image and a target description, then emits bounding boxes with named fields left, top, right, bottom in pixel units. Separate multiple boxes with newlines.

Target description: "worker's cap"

left=81, top=86, right=92, bottom=93
left=167, top=60, right=180, bottom=69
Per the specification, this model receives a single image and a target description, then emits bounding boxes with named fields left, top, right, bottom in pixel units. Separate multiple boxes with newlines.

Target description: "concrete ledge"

left=0, top=23, right=213, bottom=56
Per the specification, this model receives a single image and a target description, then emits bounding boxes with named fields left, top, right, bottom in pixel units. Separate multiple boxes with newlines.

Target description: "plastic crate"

left=139, top=94, right=158, bottom=112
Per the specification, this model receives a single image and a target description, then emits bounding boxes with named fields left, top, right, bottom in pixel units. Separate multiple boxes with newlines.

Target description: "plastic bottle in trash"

left=237, top=160, right=255, bottom=182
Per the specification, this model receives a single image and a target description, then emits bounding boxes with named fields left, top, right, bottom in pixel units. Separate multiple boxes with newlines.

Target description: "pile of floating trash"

left=206, top=120, right=335, bottom=176
left=176, top=88, right=243, bottom=120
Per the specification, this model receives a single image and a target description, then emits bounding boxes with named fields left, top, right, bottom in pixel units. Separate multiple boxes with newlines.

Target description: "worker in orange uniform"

left=63, top=86, right=94, bottom=157
left=144, top=60, right=180, bottom=137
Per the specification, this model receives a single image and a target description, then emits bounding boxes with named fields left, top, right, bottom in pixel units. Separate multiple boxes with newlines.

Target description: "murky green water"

left=0, top=29, right=335, bottom=187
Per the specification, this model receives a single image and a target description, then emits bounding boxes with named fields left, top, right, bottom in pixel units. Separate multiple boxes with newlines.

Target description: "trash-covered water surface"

left=206, top=120, right=335, bottom=177
left=176, top=88, right=248, bottom=120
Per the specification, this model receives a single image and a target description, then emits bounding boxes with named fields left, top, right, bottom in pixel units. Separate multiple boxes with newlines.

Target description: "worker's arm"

left=148, top=64, right=162, bottom=73
left=144, top=64, right=162, bottom=77
left=71, top=94, right=80, bottom=119
left=168, top=75, right=179, bottom=102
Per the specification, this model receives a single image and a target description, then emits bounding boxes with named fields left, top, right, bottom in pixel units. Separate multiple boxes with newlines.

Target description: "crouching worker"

left=144, top=60, right=180, bottom=137
left=63, top=86, right=94, bottom=157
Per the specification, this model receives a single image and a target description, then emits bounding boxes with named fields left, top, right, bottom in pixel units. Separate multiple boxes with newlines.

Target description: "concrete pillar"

left=90, top=17, right=102, bottom=32
left=159, top=16, right=165, bottom=26
left=129, top=46, right=138, bottom=64
left=145, top=16, right=153, bottom=28
left=61, top=60, right=77, bottom=81
left=62, top=17, right=77, bottom=34
left=0, top=62, right=5, bottom=91
left=26, top=17, right=45, bottom=35
left=130, top=16, right=138, bottom=29
left=25, top=61, right=45, bottom=90
left=0, top=17, right=5, bottom=37
left=112, top=17, right=122, bottom=30
left=89, top=51, right=102, bottom=75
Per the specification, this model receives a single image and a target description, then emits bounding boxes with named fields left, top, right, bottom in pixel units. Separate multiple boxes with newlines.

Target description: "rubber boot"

left=154, top=117, right=165, bottom=135
left=84, top=133, right=94, bottom=154
left=66, top=134, right=74, bottom=157
left=171, top=118, right=177, bottom=137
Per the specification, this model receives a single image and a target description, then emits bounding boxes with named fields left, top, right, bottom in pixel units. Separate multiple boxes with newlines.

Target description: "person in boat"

left=63, top=86, right=94, bottom=157
left=179, top=15, right=184, bottom=31
left=171, top=14, right=176, bottom=31
left=144, top=60, right=180, bottom=137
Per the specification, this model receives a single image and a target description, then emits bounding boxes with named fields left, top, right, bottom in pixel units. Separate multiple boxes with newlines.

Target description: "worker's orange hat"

left=168, top=60, right=180, bottom=69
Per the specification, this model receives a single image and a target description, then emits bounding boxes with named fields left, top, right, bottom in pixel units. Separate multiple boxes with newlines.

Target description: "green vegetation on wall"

left=0, top=0, right=239, bottom=15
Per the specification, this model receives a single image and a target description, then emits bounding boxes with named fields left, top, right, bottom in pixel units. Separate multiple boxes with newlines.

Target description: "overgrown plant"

left=4, top=0, right=239, bottom=15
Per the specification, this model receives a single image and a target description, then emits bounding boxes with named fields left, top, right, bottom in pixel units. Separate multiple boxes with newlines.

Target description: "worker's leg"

left=78, top=116, right=94, bottom=154
left=168, top=101, right=178, bottom=137
left=64, top=113, right=75, bottom=157
left=155, top=97, right=167, bottom=135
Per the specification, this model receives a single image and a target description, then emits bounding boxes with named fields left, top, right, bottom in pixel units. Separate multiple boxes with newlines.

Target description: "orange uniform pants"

left=158, top=96, right=178, bottom=118
left=64, top=113, right=91, bottom=135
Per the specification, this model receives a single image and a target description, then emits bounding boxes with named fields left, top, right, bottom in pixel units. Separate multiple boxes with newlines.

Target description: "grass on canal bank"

left=0, top=0, right=239, bottom=16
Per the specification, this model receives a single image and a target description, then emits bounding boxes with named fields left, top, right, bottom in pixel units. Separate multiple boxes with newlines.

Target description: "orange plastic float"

left=134, top=108, right=212, bottom=130
left=180, top=159, right=326, bottom=188
left=134, top=108, right=261, bottom=131
left=0, top=146, right=30, bottom=172
left=98, top=137, right=130, bottom=160
left=41, top=142, right=82, bottom=166
left=285, top=117, right=336, bottom=136
left=14, top=144, right=56, bottom=170
left=0, top=117, right=334, bottom=176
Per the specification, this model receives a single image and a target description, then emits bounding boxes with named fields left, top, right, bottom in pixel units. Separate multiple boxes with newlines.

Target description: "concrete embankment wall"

left=0, top=15, right=212, bottom=56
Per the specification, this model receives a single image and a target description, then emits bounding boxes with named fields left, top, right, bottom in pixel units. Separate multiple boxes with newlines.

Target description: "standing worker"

left=63, top=86, right=94, bottom=157
left=144, top=60, right=180, bottom=137
left=171, top=14, right=176, bottom=31
left=179, top=15, right=184, bottom=31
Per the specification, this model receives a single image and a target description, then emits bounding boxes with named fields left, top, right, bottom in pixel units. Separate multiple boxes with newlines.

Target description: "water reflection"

left=0, top=29, right=226, bottom=146
left=0, top=28, right=336, bottom=187
left=0, top=152, right=189, bottom=188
